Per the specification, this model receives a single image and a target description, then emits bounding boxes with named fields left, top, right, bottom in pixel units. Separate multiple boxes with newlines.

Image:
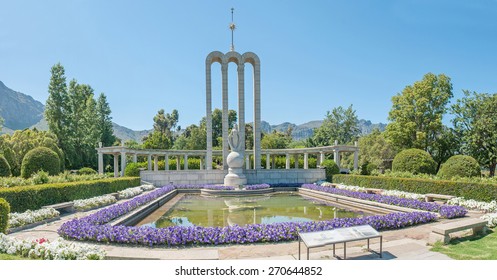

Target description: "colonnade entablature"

left=96, top=142, right=359, bottom=178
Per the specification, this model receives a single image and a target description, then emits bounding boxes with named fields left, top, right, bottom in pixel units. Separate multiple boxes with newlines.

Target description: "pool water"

left=136, top=192, right=372, bottom=228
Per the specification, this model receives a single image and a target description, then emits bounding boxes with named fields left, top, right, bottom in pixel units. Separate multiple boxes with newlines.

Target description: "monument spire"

left=229, top=7, right=236, bottom=51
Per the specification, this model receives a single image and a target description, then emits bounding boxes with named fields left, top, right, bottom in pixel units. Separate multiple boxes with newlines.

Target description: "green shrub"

left=20, top=147, right=60, bottom=178
left=77, top=167, right=97, bottom=175
left=0, top=198, right=9, bottom=233
left=392, top=148, right=436, bottom=175
left=321, top=159, right=340, bottom=181
left=125, top=162, right=147, bottom=177
left=437, top=155, right=481, bottom=179
left=0, top=155, right=11, bottom=177
left=31, top=170, right=49, bottom=184
left=333, top=174, right=497, bottom=202
left=360, top=162, right=377, bottom=175
left=0, top=177, right=140, bottom=212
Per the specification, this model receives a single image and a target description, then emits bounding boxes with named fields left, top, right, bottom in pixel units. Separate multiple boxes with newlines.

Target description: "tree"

left=45, top=63, right=69, bottom=154
left=385, top=73, right=453, bottom=154
left=312, top=105, right=360, bottom=146
left=358, top=129, right=396, bottom=172
left=201, top=108, right=237, bottom=148
left=261, top=130, right=292, bottom=149
left=96, top=93, right=116, bottom=147
left=452, top=91, right=497, bottom=176
left=143, top=109, right=179, bottom=149
left=430, top=126, right=459, bottom=171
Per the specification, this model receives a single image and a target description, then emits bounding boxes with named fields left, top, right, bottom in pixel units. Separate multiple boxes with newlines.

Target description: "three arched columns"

left=205, top=51, right=261, bottom=170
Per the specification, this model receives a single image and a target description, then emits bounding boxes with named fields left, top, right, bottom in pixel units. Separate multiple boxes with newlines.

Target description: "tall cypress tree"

left=96, top=93, right=116, bottom=147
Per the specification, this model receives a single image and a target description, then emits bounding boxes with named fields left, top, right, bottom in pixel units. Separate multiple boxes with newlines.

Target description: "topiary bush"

left=392, top=148, right=436, bottom=175
left=0, top=155, right=12, bottom=177
left=0, top=198, right=9, bottom=233
left=437, top=155, right=481, bottom=179
left=321, top=159, right=340, bottom=181
left=20, top=147, right=61, bottom=179
left=78, top=167, right=97, bottom=175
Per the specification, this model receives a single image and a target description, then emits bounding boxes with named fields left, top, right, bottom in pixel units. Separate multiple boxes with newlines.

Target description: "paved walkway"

left=8, top=206, right=481, bottom=260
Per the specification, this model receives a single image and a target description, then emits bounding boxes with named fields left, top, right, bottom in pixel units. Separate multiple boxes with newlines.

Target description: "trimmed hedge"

left=0, top=155, right=11, bottom=177
left=0, top=177, right=140, bottom=213
left=392, top=148, right=436, bottom=175
left=437, top=155, right=481, bottom=179
left=0, top=198, right=9, bottom=233
left=333, top=174, right=497, bottom=202
left=21, top=147, right=60, bottom=178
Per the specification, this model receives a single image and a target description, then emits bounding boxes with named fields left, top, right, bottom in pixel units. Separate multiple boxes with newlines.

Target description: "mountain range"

left=0, top=80, right=386, bottom=143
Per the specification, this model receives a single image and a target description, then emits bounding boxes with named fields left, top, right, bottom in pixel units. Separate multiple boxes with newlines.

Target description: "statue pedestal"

left=224, top=168, right=247, bottom=189
left=224, top=150, right=246, bottom=189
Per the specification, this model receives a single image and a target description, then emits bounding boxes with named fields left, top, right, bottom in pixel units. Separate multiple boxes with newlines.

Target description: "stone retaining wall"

left=140, top=169, right=325, bottom=186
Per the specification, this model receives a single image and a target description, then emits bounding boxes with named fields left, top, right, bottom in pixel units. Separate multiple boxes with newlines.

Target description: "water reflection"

left=140, top=192, right=371, bottom=228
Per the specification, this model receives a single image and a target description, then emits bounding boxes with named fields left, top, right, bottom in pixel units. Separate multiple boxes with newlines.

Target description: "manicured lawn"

left=431, top=229, right=497, bottom=260
left=0, top=253, right=30, bottom=260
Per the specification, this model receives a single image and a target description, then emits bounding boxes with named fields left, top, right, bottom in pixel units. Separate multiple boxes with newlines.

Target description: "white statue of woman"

left=228, top=124, right=241, bottom=152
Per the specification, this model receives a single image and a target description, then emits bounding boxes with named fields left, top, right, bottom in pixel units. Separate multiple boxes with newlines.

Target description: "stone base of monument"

left=224, top=168, right=247, bottom=189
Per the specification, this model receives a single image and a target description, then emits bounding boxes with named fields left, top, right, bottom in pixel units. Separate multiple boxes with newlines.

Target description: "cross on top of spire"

left=230, top=8, right=236, bottom=51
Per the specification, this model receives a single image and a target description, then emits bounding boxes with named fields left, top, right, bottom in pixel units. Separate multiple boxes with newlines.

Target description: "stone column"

left=272, top=155, right=276, bottom=169
left=120, top=151, right=126, bottom=177
left=238, top=63, right=246, bottom=162
left=221, top=63, right=229, bottom=170
left=154, top=155, right=158, bottom=172
left=320, top=151, right=325, bottom=164
left=113, top=154, right=119, bottom=178
left=184, top=154, right=188, bottom=170
left=285, top=153, right=290, bottom=169
left=266, top=153, right=270, bottom=169
left=147, top=155, right=152, bottom=171
left=335, top=152, right=341, bottom=169
left=165, top=154, right=169, bottom=170
left=294, top=154, right=299, bottom=169
left=316, top=153, right=321, bottom=167
left=253, top=61, right=262, bottom=170
left=246, top=155, right=250, bottom=170
left=304, top=153, right=308, bottom=169
left=98, top=152, right=104, bottom=174
left=133, top=154, right=137, bottom=163
left=200, top=156, right=203, bottom=170
left=176, top=156, right=180, bottom=171
left=205, top=60, right=213, bottom=170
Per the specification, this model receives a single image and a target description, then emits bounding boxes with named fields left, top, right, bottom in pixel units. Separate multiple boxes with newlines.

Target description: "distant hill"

left=112, top=122, right=152, bottom=143
left=260, top=119, right=386, bottom=141
left=0, top=81, right=44, bottom=130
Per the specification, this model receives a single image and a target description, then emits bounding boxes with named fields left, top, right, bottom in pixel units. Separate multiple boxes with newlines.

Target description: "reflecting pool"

left=136, top=192, right=373, bottom=228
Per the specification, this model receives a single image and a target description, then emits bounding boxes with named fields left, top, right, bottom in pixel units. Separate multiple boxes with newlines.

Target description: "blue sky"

left=1, top=0, right=497, bottom=130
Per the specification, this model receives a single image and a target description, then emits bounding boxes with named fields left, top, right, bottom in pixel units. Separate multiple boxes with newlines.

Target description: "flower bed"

left=8, top=208, right=60, bottom=229
left=203, top=185, right=235, bottom=190
left=140, top=184, right=156, bottom=191
left=245, top=184, right=270, bottom=190
left=0, top=233, right=105, bottom=260
left=447, top=197, right=497, bottom=213
left=302, top=184, right=467, bottom=219
left=73, top=195, right=117, bottom=211
left=480, top=213, right=497, bottom=228
left=58, top=185, right=439, bottom=246
left=117, top=186, right=144, bottom=199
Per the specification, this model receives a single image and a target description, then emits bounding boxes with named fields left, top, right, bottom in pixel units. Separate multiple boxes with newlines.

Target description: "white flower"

left=8, top=208, right=60, bottom=228
left=73, top=195, right=117, bottom=211
left=118, top=186, right=144, bottom=199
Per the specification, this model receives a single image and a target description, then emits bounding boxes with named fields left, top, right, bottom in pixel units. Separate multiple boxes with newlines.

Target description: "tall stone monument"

left=205, top=8, right=262, bottom=182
